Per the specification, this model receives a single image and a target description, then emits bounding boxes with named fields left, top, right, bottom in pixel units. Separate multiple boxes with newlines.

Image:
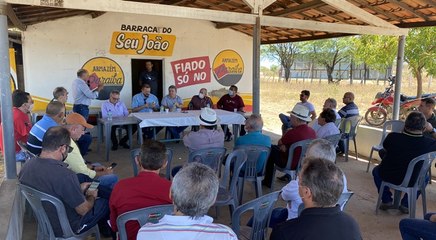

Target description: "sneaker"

left=379, top=202, right=394, bottom=211
left=277, top=174, right=291, bottom=182
left=399, top=205, right=409, bottom=214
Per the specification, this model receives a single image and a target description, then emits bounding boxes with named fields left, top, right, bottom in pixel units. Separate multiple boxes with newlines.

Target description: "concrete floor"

left=22, top=130, right=436, bottom=240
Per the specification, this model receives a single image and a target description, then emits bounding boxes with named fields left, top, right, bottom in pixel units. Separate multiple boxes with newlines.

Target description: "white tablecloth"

left=130, top=109, right=246, bottom=128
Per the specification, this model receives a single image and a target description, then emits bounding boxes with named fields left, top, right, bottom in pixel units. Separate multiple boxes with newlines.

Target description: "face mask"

left=199, top=93, right=205, bottom=99
left=28, top=103, right=34, bottom=113
left=228, top=90, right=234, bottom=96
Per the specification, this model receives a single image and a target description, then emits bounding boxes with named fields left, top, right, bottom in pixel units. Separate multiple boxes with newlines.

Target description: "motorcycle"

left=365, top=76, right=436, bottom=126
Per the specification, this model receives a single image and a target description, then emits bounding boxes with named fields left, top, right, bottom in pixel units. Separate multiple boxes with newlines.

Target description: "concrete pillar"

left=252, top=16, right=261, bottom=115
left=0, top=1, right=17, bottom=179
left=392, top=35, right=406, bottom=120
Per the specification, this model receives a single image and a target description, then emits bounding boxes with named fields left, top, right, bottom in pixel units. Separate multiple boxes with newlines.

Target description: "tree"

left=270, top=64, right=279, bottom=81
left=262, top=43, right=299, bottom=82
left=405, top=27, right=436, bottom=97
left=301, top=38, right=351, bottom=83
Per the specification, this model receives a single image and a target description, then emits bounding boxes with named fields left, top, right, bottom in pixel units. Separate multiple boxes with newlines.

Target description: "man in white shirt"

left=137, top=163, right=237, bottom=240
left=72, top=69, right=104, bottom=120
left=268, top=139, right=348, bottom=226
left=316, top=109, right=340, bottom=138
left=279, top=90, right=316, bottom=133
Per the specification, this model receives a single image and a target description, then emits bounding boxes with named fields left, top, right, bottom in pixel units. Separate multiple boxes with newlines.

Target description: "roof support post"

left=392, top=35, right=406, bottom=120
left=252, top=15, right=261, bottom=115
left=0, top=0, right=17, bottom=179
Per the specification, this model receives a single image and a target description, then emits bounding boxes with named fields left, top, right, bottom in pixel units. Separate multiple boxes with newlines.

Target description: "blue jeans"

left=279, top=113, right=291, bottom=129
left=166, top=126, right=187, bottom=139
left=89, top=163, right=118, bottom=189
left=77, top=133, right=92, bottom=156
left=77, top=198, right=109, bottom=234
left=73, top=104, right=90, bottom=120
left=76, top=173, right=112, bottom=200
left=399, top=213, right=436, bottom=240
left=372, top=166, right=427, bottom=207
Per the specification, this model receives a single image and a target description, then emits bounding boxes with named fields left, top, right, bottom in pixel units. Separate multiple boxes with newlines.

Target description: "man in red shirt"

left=263, top=104, right=316, bottom=187
left=109, top=140, right=171, bottom=240
left=0, top=90, right=33, bottom=160
left=217, top=85, right=245, bottom=141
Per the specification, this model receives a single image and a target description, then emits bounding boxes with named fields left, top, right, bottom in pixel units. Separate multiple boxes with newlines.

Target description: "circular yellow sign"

left=82, top=57, right=124, bottom=100
left=212, top=49, right=244, bottom=86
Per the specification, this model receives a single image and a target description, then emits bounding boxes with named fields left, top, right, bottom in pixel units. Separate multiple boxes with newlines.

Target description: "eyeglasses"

left=62, top=144, right=74, bottom=153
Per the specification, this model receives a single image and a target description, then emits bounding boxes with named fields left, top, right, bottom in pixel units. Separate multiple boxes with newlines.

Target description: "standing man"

left=188, top=88, right=213, bottom=110
left=217, top=85, right=245, bottom=141
left=72, top=69, right=104, bottom=120
left=418, top=97, right=436, bottom=139
left=338, top=92, right=359, bottom=119
left=0, top=90, right=33, bottom=161
left=101, top=90, right=131, bottom=150
left=139, top=61, right=159, bottom=97
left=279, top=90, right=316, bottom=133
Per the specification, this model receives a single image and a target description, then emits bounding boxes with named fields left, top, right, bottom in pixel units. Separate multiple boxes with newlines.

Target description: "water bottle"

left=107, top=110, right=112, bottom=121
left=160, top=106, right=164, bottom=113
left=206, top=103, right=210, bottom=108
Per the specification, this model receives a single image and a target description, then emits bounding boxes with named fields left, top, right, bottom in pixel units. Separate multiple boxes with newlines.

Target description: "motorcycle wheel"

left=365, top=109, right=387, bottom=127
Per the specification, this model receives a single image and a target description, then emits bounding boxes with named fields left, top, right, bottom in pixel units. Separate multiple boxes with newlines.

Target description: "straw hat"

left=198, top=108, right=219, bottom=126
left=287, top=104, right=312, bottom=122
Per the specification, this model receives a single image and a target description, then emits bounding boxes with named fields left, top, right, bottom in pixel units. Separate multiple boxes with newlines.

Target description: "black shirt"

left=379, top=131, right=436, bottom=185
left=270, top=206, right=362, bottom=240
left=19, top=157, right=85, bottom=236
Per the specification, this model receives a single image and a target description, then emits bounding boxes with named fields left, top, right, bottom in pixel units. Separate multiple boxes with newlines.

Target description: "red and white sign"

left=171, top=56, right=211, bottom=88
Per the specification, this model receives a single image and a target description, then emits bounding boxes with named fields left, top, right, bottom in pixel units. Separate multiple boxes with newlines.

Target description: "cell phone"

left=87, top=180, right=100, bottom=191
left=107, top=162, right=118, bottom=170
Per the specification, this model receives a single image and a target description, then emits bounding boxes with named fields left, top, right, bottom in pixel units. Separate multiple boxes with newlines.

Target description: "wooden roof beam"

left=6, top=4, right=26, bottom=30
left=216, top=0, right=325, bottom=28
left=320, top=0, right=398, bottom=28
left=349, top=0, right=400, bottom=21
left=385, top=0, right=430, bottom=21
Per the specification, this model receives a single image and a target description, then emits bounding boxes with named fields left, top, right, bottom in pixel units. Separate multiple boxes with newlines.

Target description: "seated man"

left=188, top=88, right=213, bottom=110
left=263, top=105, right=316, bottom=187
left=270, top=158, right=361, bottom=240
left=0, top=90, right=33, bottom=161
left=272, top=139, right=348, bottom=225
left=64, top=113, right=118, bottom=189
left=19, top=126, right=109, bottom=237
left=372, top=112, right=436, bottom=214
left=235, top=114, right=271, bottom=173
left=311, top=98, right=341, bottom=131
left=418, top=97, right=436, bottom=139
left=137, top=162, right=237, bottom=240
left=316, top=108, right=340, bottom=138
left=217, top=85, right=245, bottom=141
left=101, top=90, right=133, bottom=150
left=132, top=83, right=161, bottom=139
left=27, top=101, right=65, bottom=155
left=399, top=212, right=436, bottom=240
left=51, top=86, right=69, bottom=103
left=279, top=90, right=316, bottom=133
left=183, top=107, right=224, bottom=152
left=338, top=92, right=359, bottom=119
left=110, top=140, right=172, bottom=240
left=161, top=85, right=187, bottom=139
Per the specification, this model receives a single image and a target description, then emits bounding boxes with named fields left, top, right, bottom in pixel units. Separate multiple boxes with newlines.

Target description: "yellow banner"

left=9, top=48, right=17, bottom=91
left=109, top=31, right=176, bottom=56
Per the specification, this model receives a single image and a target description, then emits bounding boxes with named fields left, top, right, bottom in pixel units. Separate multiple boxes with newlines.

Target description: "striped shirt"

left=27, top=115, right=59, bottom=155
left=137, top=215, right=237, bottom=240
left=338, top=102, right=359, bottom=118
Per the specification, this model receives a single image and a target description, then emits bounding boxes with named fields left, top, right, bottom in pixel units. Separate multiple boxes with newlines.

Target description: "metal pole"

left=252, top=16, right=261, bottom=115
left=0, top=1, right=17, bottom=179
left=392, top=35, right=406, bottom=120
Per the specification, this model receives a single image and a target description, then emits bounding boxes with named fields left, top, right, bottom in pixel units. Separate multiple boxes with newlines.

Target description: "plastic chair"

left=367, top=120, right=404, bottom=172
left=213, top=149, right=247, bottom=217
left=322, top=133, right=342, bottom=148
left=130, top=148, right=173, bottom=180
left=375, top=151, right=436, bottom=218
left=339, top=116, right=362, bottom=162
left=188, top=147, right=226, bottom=174
left=17, top=141, right=38, bottom=163
left=235, top=145, right=271, bottom=203
left=298, top=191, right=354, bottom=216
left=271, top=139, right=312, bottom=190
left=116, top=204, right=173, bottom=240
left=232, top=191, right=280, bottom=240
left=19, top=184, right=101, bottom=240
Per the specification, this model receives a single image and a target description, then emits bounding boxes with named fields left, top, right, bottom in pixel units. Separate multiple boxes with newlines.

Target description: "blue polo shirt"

left=338, top=102, right=359, bottom=118
left=235, top=131, right=271, bottom=173
left=132, top=93, right=160, bottom=113
left=27, top=115, right=59, bottom=155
